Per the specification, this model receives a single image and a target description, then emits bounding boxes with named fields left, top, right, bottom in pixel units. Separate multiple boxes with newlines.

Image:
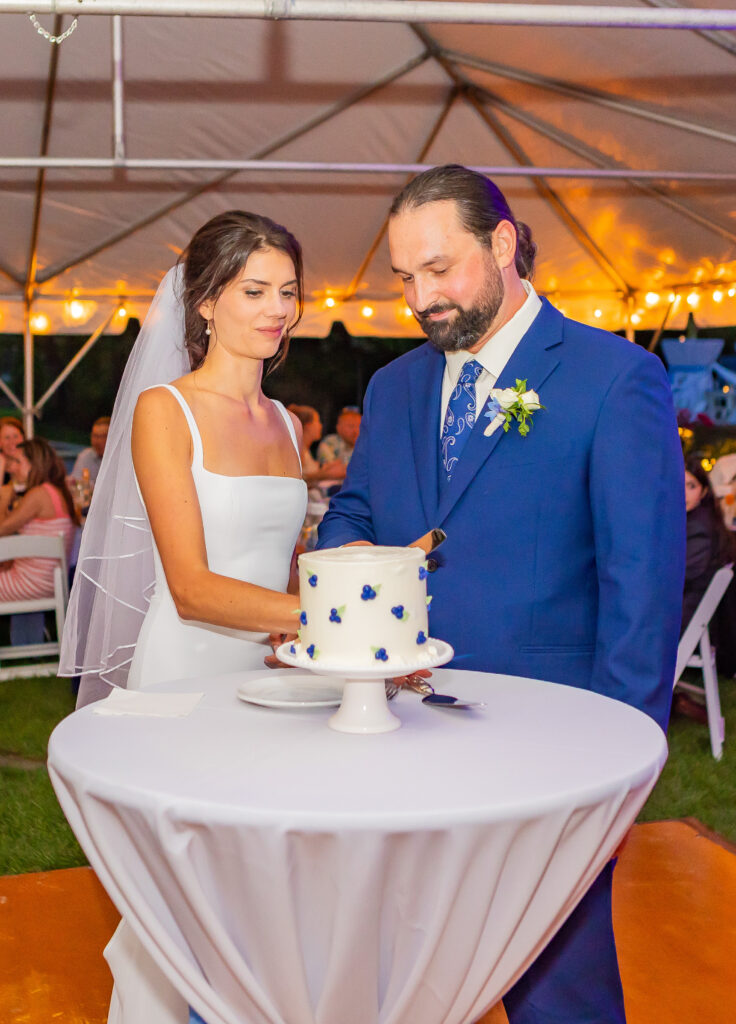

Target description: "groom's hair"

left=389, top=164, right=536, bottom=279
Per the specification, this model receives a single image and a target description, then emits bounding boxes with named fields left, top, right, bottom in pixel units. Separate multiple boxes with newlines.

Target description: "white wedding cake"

left=292, top=546, right=438, bottom=669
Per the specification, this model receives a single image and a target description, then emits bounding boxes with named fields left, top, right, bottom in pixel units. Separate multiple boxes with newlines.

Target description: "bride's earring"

left=205, top=320, right=212, bottom=337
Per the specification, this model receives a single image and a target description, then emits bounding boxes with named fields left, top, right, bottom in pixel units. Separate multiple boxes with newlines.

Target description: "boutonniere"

left=484, top=379, right=543, bottom=437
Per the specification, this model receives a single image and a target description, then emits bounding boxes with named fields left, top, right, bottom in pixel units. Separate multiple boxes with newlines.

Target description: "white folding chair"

left=673, top=564, right=733, bottom=760
left=0, top=534, right=69, bottom=680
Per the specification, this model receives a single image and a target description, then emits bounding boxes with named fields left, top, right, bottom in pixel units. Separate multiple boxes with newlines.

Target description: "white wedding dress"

left=106, top=383, right=308, bottom=1024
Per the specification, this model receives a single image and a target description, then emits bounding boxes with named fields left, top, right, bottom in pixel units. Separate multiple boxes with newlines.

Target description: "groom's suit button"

left=427, top=558, right=439, bottom=573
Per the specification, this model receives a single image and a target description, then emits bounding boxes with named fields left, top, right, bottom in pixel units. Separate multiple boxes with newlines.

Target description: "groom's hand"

left=264, top=631, right=297, bottom=669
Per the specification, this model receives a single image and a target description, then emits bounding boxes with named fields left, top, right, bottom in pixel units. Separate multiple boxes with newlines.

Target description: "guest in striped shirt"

left=0, top=438, right=77, bottom=601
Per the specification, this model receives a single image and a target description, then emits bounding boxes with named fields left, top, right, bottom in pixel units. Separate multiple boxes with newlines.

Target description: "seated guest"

left=317, top=405, right=361, bottom=469
left=0, top=438, right=77, bottom=602
left=674, top=457, right=736, bottom=719
left=682, top=456, right=735, bottom=631
left=0, top=416, right=25, bottom=486
left=287, top=404, right=346, bottom=486
left=71, top=416, right=110, bottom=484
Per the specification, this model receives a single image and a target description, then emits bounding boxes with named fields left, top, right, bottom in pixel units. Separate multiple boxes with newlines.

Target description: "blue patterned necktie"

left=440, top=358, right=484, bottom=486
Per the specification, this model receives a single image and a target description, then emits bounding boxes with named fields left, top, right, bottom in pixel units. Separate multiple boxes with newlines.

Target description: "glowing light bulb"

left=30, top=312, right=50, bottom=333
left=68, top=299, right=86, bottom=321
left=644, top=292, right=660, bottom=307
left=325, top=297, right=336, bottom=308
left=593, top=308, right=602, bottom=319
left=668, top=292, right=677, bottom=304
left=728, top=287, right=736, bottom=298
left=630, top=313, right=642, bottom=325
left=686, top=290, right=700, bottom=308
left=403, top=305, right=414, bottom=317
left=713, top=289, right=724, bottom=303
left=724, top=385, right=731, bottom=394
left=361, top=305, right=374, bottom=318
left=117, top=305, right=127, bottom=318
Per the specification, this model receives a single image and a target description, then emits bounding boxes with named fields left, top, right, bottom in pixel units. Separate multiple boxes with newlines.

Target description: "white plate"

left=236, top=672, right=344, bottom=709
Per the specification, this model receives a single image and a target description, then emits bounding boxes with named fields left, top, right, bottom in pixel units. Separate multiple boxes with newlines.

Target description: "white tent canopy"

left=1, top=1, right=736, bottom=428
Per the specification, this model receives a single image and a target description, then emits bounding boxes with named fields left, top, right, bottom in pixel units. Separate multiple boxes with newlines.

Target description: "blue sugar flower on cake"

left=306, top=643, right=318, bottom=659
left=299, top=610, right=308, bottom=626
left=416, top=631, right=427, bottom=645
left=329, top=606, right=345, bottom=623
left=391, top=605, right=409, bottom=621
left=418, top=565, right=428, bottom=580
left=308, top=574, right=318, bottom=587
left=372, top=647, right=389, bottom=662
left=361, top=584, right=378, bottom=601
left=289, top=644, right=297, bottom=655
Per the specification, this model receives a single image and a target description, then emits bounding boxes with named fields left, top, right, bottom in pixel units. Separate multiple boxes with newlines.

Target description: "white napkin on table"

left=93, top=689, right=203, bottom=717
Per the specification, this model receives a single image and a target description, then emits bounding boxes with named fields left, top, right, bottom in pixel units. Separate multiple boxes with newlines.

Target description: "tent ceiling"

left=1, top=0, right=735, bottom=347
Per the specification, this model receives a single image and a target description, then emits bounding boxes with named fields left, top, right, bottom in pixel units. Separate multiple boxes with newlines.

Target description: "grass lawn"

left=0, top=674, right=734, bottom=876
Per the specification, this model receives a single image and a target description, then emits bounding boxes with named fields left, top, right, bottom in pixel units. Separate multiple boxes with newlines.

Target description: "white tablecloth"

left=48, top=669, right=667, bottom=1024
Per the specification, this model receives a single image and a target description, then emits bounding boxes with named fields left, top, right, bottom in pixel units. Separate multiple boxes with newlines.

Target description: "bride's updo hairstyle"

left=389, top=164, right=537, bottom=279
left=179, top=210, right=304, bottom=373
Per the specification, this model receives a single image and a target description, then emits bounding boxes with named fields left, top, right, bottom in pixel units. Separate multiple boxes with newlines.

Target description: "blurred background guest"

left=0, top=438, right=78, bottom=645
left=317, top=405, right=361, bottom=470
left=0, top=416, right=25, bottom=486
left=709, top=451, right=736, bottom=529
left=287, top=404, right=347, bottom=488
left=675, top=457, right=736, bottom=719
left=71, top=416, right=110, bottom=484
left=682, top=456, right=735, bottom=632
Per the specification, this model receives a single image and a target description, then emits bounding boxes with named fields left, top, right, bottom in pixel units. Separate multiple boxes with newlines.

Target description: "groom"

left=318, top=165, right=685, bottom=1023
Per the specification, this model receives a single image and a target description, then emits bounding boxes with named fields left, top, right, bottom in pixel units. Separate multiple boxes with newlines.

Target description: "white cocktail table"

left=48, top=668, right=667, bottom=1024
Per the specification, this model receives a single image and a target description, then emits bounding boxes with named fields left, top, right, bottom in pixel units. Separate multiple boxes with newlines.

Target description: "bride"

left=60, top=210, right=308, bottom=1024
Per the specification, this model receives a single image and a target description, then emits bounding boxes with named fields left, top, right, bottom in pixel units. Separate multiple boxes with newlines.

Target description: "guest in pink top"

left=0, top=438, right=77, bottom=600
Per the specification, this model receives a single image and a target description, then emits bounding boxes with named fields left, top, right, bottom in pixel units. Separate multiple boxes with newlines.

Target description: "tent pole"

left=22, top=12, right=63, bottom=438
left=2, top=2, right=736, bottom=30
left=34, top=51, right=430, bottom=287
left=470, top=87, right=736, bottom=246
left=344, top=86, right=459, bottom=301
left=112, top=15, right=125, bottom=162
left=0, top=157, right=734, bottom=180
left=23, top=308, right=34, bottom=437
left=642, top=0, right=736, bottom=59
left=446, top=49, right=736, bottom=148
left=34, top=306, right=119, bottom=414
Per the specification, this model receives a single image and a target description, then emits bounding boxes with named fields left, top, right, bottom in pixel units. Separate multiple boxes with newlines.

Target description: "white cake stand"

left=275, top=639, right=454, bottom=734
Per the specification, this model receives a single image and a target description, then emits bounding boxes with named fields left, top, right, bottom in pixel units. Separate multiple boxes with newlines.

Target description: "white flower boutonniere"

left=484, top=378, right=543, bottom=438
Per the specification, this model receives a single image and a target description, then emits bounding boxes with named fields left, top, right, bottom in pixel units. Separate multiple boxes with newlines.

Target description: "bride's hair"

left=178, top=210, right=304, bottom=374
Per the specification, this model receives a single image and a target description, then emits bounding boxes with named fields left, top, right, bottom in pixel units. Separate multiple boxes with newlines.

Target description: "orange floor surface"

left=1, top=821, right=734, bottom=1024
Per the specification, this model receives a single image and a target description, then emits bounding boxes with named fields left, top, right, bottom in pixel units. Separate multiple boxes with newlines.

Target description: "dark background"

left=1, top=319, right=735, bottom=450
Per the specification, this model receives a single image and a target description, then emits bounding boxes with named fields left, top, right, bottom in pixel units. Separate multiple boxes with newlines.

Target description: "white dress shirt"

left=440, top=281, right=542, bottom=433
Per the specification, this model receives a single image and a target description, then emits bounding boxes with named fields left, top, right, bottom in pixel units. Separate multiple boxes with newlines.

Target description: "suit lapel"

left=408, top=344, right=445, bottom=526
left=437, top=299, right=564, bottom=524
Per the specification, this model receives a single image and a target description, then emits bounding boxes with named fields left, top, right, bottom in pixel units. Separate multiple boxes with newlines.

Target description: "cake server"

left=401, top=674, right=486, bottom=711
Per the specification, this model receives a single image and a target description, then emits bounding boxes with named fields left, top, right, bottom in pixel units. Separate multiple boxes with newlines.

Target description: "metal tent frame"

left=1, top=1, right=734, bottom=433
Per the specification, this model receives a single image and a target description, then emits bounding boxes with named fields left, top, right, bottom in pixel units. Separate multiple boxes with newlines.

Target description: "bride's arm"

left=132, top=388, right=300, bottom=635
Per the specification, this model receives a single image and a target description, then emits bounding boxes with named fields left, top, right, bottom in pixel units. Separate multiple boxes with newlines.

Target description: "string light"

left=686, top=290, right=700, bottom=308
left=325, top=297, right=336, bottom=309
left=644, top=292, right=660, bottom=307
left=361, top=305, right=374, bottom=318
left=593, top=308, right=602, bottom=319
left=729, top=287, right=736, bottom=298
left=630, top=312, right=641, bottom=325
left=29, top=312, right=50, bottom=333
left=713, top=288, right=724, bottom=303
left=117, top=305, right=127, bottom=318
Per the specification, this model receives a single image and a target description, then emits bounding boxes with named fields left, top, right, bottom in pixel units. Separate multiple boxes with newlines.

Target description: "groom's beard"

left=417, top=264, right=504, bottom=353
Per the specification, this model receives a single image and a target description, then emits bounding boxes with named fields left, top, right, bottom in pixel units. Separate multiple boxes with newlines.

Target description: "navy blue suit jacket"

left=318, top=299, right=685, bottom=732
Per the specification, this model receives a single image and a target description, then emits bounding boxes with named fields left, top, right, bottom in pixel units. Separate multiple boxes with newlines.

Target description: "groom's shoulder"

left=561, top=314, right=661, bottom=376
left=370, top=340, right=437, bottom=385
